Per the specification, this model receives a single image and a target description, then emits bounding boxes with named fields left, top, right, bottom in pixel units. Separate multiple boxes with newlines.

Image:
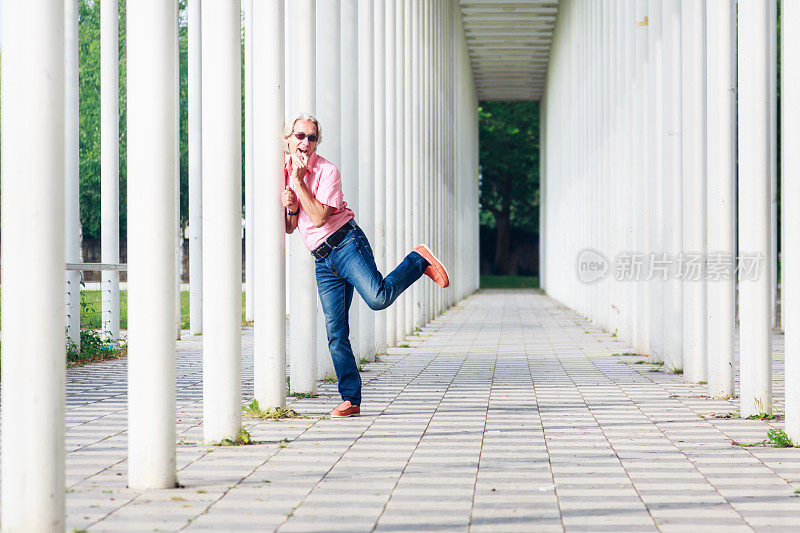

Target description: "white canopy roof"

left=460, top=0, right=558, bottom=101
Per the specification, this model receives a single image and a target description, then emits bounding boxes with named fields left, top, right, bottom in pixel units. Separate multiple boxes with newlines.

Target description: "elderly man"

left=280, top=113, right=449, bottom=418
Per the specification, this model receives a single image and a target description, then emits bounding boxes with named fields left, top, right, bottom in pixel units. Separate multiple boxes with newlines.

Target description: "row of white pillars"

left=542, top=0, right=788, bottom=426
left=0, top=1, right=480, bottom=526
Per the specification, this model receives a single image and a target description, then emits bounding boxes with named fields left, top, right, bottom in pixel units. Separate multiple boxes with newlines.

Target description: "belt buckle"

left=314, top=242, right=332, bottom=260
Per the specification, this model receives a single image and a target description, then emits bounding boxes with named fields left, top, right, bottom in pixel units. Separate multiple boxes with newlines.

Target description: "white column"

left=245, top=0, right=255, bottom=322
left=64, top=0, right=81, bottom=349
left=769, top=0, right=778, bottom=330
left=411, top=0, right=422, bottom=329
left=101, top=0, right=121, bottom=341
left=189, top=0, right=203, bottom=335
left=288, top=0, right=319, bottom=394
left=395, top=0, right=406, bottom=339
left=404, top=0, right=414, bottom=334
left=341, top=0, right=361, bottom=356
left=253, top=0, right=286, bottom=408
left=358, top=0, right=376, bottom=361
left=202, top=0, right=243, bottom=441
left=385, top=0, right=398, bottom=346
left=662, top=0, right=683, bottom=371
left=0, top=1, right=66, bottom=528
left=373, top=0, right=388, bottom=354
left=681, top=0, right=707, bottom=383
left=648, top=0, right=665, bottom=363
left=126, top=0, right=178, bottom=489
left=783, top=0, right=800, bottom=443
left=738, top=0, right=773, bottom=417
left=706, top=0, right=736, bottom=398
left=175, top=3, right=182, bottom=341
left=315, top=0, right=341, bottom=380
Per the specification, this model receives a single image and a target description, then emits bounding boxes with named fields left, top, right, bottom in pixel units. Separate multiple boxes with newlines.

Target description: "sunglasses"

left=293, top=132, right=319, bottom=143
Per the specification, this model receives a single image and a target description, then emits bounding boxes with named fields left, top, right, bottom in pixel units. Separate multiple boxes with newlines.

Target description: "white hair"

left=283, top=113, right=323, bottom=154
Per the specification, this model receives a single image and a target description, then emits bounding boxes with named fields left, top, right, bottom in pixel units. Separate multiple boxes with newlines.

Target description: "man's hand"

left=281, top=186, right=299, bottom=211
left=290, top=152, right=309, bottom=185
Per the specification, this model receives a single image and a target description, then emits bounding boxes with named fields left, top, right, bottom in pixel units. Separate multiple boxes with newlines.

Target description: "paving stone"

left=11, top=290, right=797, bottom=531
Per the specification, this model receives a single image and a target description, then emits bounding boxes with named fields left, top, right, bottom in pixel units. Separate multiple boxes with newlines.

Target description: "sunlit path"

left=48, top=290, right=798, bottom=532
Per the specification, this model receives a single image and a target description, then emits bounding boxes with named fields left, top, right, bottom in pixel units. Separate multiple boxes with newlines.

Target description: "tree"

left=78, top=0, right=191, bottom=241
left=478, top=101, right=540, bottom=274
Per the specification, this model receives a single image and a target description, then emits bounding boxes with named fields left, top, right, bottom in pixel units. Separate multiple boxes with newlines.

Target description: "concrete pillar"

left=341, top=0, right=361, bottom=356
left=315, top=0, right=342, bottom=380
left=253, top=0, right=286, bottom=409
left=174, top=3, right=182, bottom=342
left=288, top=0, right=319, bottom=394
left=373, top=0, right=388, bottom=354
left=738, top=0, right=773, bottom=417
left=404, top=0, right=414, bottom=334
left=662, top=0, right=683, bottom=371
left=385, top=0, right=398, bottom=346
left=357, top=0, right=376, bottom=360
left=705, top=0, right=736, bottom=399
left=245, top=0, right=255, bottom=322
left=411, top=0, right=422, bottom=329
left=101, top=0, right=121, bottom=341
left=681, top=0, right=707, bottom=383
left=0, top=0, right=66, bottom=528
left=127, top=0, right=178, bottom=489
left=769, top=0, right=778, bottom=330
left=395, top=0, right=407, bottom=339
left=189, top=0, right=203, bottom=335
left=201, top=0, right=243, bottom=441
left=783, top=0, right=800, bottom=443
left=64, top=0, right=80, bottom=349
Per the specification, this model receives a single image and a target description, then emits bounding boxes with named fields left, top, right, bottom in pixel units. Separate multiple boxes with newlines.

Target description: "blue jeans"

left=314, top=222, right=428, bottom=405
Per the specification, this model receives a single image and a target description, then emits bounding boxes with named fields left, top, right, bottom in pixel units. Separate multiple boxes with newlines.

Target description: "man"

left=280, top=113, right=449, bottom=418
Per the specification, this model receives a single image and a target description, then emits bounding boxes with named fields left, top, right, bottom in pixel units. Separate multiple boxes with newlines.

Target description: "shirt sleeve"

left=315, top=165, right=345, bottom=210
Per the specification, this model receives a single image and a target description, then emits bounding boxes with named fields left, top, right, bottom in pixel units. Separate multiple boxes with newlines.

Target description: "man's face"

left=288, top=119, right=319, bottom=160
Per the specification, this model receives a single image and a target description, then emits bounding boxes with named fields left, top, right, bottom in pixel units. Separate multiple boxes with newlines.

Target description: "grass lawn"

left=480, top=275, right=540, bottom=289
left=78, top=290, right=247, bottom=330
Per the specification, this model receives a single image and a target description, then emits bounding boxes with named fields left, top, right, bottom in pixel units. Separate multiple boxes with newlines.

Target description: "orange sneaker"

left=413, top=244, right=450, bottom=288
left=330, top=401, right=360, bottom=418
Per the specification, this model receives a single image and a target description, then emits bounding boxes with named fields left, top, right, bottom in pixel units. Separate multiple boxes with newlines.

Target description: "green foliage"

left=478, top=101, right=540, bottom=231
left=733, top=429, right=797, bottom=448
left=77, top=0, right=192, bottom=240
left=218, top=428, right=253, bottom=446
left=66, top=329, right=126, bottom=365
left=242, top=400, right=307, bottom=420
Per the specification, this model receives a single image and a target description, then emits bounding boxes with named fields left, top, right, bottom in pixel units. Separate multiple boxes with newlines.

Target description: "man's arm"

left=293, top=180, right=334, bottom=228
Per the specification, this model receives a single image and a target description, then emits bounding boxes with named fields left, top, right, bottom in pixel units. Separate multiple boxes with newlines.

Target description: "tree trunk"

left=494, top=210, right=511, bottom=274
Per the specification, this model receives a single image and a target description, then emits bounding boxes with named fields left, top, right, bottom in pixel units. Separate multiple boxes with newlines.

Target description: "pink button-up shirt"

left=285, top=153, right=355, bottom=251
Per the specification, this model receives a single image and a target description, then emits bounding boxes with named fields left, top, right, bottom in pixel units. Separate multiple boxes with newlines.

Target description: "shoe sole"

left=417, top=244, right=450, bottom=287
left=330, top=412, right=360, bottom=418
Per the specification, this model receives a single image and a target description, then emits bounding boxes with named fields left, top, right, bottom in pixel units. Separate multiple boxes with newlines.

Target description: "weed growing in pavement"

left=793, top=488, right=800, bottom=497
left=242, top=400, right=309, bottom=420
left=669, top=394, right=679, bottom=398
left=732, top=429, right=797, bottom=448
left=670, top=368, right=684, bottom=375
left=634, top=360, right=647, bottom=365
left=322, top=376, right=337, bottom=383
left=399, top=343, right=410, bottom=348
left=196, top=489, right=207, bottom=494
left=66, top=330, right=126, bottom=366
left=648, top=368, right=661, bottom=373
left=746, top=413, right=784, bottom=420
left=698, top=380, right=707, bottom=385
left=218, top=428, right=253, bottom=446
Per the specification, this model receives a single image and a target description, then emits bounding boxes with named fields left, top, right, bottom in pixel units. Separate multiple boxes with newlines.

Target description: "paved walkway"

left=61, top=290, right=799, bottom=532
